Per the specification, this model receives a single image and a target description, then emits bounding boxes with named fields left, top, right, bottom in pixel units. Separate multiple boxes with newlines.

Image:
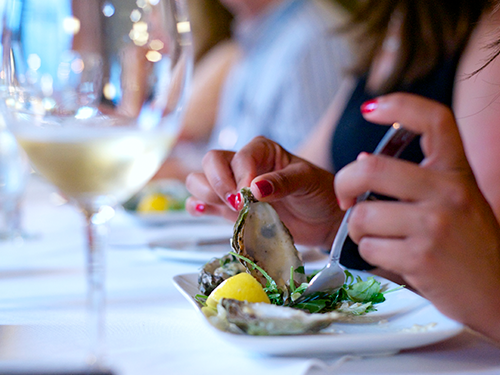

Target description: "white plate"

left=150, top=238, right=232, bottom=263
left=123, top=178, right=215, bottom=226
left=126, top=210, right=228, bottom=226
left=148, top=222, right=234, bottom=262
left=173, top=271, right=464, bottom=356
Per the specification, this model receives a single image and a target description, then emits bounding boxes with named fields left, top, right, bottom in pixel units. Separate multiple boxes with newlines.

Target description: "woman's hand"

left=185, top=136, right=343, bottom=248
left=335, top=93, right=500, bottom=341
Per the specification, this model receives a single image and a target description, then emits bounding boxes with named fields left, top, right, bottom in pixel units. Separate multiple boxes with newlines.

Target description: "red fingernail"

left=357, top=152, right=370, bottom=160
left=195, top=203, right=205, bottom=213
left=360, top=99, right=378, bottom=114
left=227, top=193, right=242, bottom=211
left=255, top=180, right=273, bottom=198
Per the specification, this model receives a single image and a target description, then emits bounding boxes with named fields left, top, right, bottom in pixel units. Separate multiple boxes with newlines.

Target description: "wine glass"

left=0, top=116, right=32, bottom=243
left=0, top=0, right=192, bottom=366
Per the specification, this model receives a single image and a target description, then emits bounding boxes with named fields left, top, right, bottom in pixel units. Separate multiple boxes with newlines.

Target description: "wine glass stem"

left=84, top=208, right=109, bottom=366
left=0, top=200, right=21, bottom=240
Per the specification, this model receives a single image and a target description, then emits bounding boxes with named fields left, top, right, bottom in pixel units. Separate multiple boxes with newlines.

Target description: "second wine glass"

left=1, top=0, right=192, bottom=366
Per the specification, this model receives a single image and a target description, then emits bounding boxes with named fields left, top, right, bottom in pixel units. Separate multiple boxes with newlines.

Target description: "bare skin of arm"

left=178, top=40, right=241, bottom=143
left=453, top=9, right=500, bottom=223
left=297, top=78, right=355, bottom=170
left=152, top=41, right=240, bottom=181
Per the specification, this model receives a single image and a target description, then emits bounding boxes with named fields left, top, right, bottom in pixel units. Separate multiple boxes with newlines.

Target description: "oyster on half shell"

left=215, top=299, right=346, bottom=335
left=231, top=188, right=306, bottom=291
left=198, top=254, right=246, bottom=295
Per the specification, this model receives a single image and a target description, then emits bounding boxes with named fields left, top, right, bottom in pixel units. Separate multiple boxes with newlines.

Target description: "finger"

left=335, top=153, right=440, bottom=208
left=249, top=158, right=335, bottom=201
left=347, top=200, right=425, bottom=242
left=200, top=149, right=240, bottom=209
left=230, top=136, right=293, bottom=192
left=362, top=93, right=469, bottom=170
left=185, top=172, right=223, bottom=206
left=357, top=237, right=414, bottom=275
left=185, top=196, right=238, bottom=221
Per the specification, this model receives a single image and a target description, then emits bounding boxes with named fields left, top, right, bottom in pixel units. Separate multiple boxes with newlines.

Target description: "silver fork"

left=294, top=123, right=416, bottom=302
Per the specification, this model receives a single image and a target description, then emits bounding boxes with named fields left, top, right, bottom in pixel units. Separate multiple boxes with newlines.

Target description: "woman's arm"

left=178, top=40, right=241, bottom=143
left=297, top=78, right=355, bottom=170
left=335, top=93, right=500, bottom=343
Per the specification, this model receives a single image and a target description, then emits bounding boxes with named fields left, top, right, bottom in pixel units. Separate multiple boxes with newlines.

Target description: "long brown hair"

left=340, top=0, right=491, bottom=93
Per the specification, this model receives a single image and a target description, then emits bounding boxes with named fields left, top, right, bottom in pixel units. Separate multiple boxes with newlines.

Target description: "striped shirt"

left=209, top=0, right=350, bottom=152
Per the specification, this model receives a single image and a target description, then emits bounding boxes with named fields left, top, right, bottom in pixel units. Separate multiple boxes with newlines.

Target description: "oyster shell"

left=231, top=188, right=306, bottom=290
left=216, top=299, right=345, bottom=335
left=198, top=254, right=246, bottom=295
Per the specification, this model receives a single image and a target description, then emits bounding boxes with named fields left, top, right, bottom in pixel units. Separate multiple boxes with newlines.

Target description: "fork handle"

left=356, top=124, right=416, bottom=203
left=330, top=209, right=351, bottom=262
left=331, top=124, right=416, bottom=262
left=373, top=123, right=416, bottom=157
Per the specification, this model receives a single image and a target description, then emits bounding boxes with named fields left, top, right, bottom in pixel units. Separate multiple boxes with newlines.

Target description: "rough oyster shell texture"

left=198, top=254, right=246, bottom=295
left=231, top=188, right=306, bottom=290
left=217, top=299, right=345, bottom=335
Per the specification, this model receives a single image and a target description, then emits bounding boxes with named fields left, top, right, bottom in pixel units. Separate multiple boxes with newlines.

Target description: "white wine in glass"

left=1, top=0, right=193, bottom=366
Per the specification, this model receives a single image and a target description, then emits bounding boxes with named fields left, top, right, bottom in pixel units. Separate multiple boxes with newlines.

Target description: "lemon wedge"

left=206, top=272, right=270, bottom=309
left=137, top=193, right=170, bottom=212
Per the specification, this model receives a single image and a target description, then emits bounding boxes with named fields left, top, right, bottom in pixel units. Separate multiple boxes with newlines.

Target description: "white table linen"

left=1, top=176, right=500, bottom=375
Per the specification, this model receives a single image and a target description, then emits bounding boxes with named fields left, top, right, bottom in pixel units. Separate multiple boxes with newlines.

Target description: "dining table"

left=1, top=174, right=500, bottom=375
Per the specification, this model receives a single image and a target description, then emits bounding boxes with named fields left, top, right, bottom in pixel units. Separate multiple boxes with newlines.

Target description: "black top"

left=331, top=56, right=460, bottom=270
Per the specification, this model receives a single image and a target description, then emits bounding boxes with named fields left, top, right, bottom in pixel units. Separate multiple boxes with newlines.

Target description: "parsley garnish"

left=228, top=252, right=402, bottom=314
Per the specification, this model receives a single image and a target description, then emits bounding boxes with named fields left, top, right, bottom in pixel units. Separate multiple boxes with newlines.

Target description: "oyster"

left=198, top=254, right=246, bottom=295
left=215, top=299, right=345, bottom=335
left=231, top=188, right=306, bottom=290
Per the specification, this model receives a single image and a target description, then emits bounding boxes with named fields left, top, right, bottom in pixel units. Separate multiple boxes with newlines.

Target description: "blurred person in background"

left=186, top=0, right=234, bottom=65
left=154, top=0, right=238, bottom=180
left=154, top=0, right=351, bottom=180
left=207, top=0, right=351, bottom=152
left=179, top=0, right=237, bottom=144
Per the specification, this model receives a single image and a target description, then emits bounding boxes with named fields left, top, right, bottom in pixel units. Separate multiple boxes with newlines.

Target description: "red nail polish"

left=227, top=193, right=242, bottom=211
left=255, top=180, right=273, bottom=198
left=360, top=99, right=378, bottom=114
left=357, top=151, right=370, bottom=160
left=195, top=203, right=205, bottom=213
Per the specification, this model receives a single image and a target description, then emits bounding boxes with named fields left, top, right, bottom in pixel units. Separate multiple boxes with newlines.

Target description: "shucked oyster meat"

left=231, top=188, right=306, bottom=290
left=216, top=299, right=345, bottom=336
left=198, top=254, right=246, bottom=295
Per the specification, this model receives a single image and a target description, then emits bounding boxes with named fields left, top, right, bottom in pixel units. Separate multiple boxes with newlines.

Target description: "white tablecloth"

left=1, top=176, right=500, bottom=375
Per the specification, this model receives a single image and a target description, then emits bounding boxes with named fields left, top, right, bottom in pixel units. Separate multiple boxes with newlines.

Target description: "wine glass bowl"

left=2, top=0, right=192, bottom=208
left=1, top=0, right=192, bottom=366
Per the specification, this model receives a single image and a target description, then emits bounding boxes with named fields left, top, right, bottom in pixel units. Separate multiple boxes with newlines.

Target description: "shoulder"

left=453, top=7, right=500, bottom=217
left=454, top=8, right=500, bottom=117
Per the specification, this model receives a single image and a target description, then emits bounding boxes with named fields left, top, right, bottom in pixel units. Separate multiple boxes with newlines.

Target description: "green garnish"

left=229, top=251, right=283, bottom=304
left=194, top=294, right=208, bottom=306
left=229, top=252, right=402, bottom=315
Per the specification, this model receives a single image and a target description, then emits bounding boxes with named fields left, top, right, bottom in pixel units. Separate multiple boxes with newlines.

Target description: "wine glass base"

left=0, top=231, right=40, bottom=245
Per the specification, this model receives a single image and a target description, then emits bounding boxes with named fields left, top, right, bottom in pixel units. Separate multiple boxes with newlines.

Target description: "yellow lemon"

left=137, top=193, right=170, bottom=212
left=206, top=272, right=270, bottom=309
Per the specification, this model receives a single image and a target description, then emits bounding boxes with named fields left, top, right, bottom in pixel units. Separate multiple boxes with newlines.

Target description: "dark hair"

left=187, top=0, right=233, bottom=64
left=340, top=0, right=491, bottom=93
